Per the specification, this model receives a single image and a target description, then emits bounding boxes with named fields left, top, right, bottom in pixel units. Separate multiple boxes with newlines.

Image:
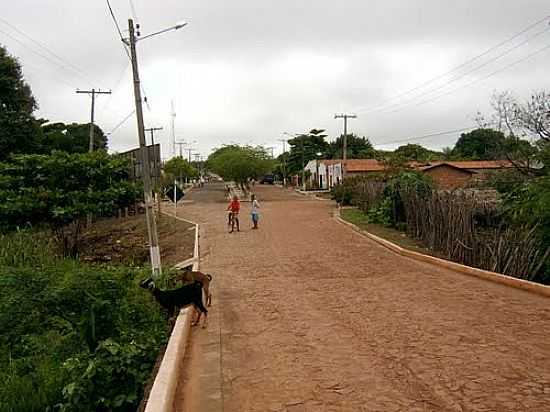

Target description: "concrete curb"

left=144, top=213, right=201, bottom=412
left=294, top=188, right=332, bottom=201
left=335, top=212, right=550, bottom=299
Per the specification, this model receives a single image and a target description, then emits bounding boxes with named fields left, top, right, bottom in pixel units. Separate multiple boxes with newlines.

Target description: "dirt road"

left=176, top=183, right=550, bottom=412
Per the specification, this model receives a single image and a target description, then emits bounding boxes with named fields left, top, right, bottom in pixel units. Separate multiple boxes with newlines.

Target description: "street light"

left=134, top=22, right=188, bottom=42
left=124, top=18, right=188, bottom=278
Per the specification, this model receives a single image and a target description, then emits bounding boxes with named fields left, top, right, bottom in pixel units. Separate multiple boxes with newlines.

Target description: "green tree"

left=207, top=145, right=273, bottom=186
left=0, top=151, right=141, bottom=256
left=0, top=45, right=42, bottom=159
left=452, top=128, right=507, bottom=160
left=41, top=122, right=108, bottom=153
left=163, top=156, right=198, bottom=182
left=328, top=134, right=376, bottom=159
left=393, top=143, right=442, bottom=162
left=287, top=129, right=329, bottom=174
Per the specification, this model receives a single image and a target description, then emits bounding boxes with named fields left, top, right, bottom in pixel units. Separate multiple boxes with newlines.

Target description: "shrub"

left=0, top=235, right=169, bottom=412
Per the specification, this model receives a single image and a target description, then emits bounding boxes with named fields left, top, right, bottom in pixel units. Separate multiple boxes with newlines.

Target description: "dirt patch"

left=79, top=213, right=195, bottom=267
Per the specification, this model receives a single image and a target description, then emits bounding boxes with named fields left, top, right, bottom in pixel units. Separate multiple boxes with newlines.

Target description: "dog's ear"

left=206, top=274, right=212, bottom=281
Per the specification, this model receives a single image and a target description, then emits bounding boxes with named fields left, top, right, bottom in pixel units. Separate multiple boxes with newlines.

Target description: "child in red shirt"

left=227, top=195, right=240, bottom=233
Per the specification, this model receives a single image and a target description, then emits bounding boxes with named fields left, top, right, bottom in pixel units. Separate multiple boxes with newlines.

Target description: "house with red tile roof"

left=303, top=159, right=517, bottom=190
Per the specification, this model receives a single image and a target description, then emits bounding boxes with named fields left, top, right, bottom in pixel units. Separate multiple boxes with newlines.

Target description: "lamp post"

left=124, top=18, right=187, bottom=278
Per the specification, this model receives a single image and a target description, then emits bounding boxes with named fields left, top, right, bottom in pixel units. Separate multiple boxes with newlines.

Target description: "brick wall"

left=423, top=165, right=473, bottom=190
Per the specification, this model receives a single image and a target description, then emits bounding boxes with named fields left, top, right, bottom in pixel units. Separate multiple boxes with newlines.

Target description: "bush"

left=0, top=231, right=169, bottom=411
left=366, top=198, right=393, bottom=226
left=330, top=183, right=354, bottom=205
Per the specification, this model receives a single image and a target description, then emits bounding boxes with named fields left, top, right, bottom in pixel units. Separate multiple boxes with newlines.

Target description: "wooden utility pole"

left=76, top=88, right=111, bottom=152
left=145, top=126, right=163, bottom=146
left=127, top=18, right=162, bottom=277
left=334, top=113, right=357, bottom=179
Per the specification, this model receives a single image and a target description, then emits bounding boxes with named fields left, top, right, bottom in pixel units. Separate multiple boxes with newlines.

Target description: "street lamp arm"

left=137, top=22, right=188, bottom=42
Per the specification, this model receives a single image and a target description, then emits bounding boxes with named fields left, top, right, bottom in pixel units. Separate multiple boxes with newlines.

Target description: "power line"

left=106, top=0, right=131, bottom=60
left=373, top=123, right=499, bottom=147
left=353, top=15, right=550, bottom=114
left=108, top=109, right=136, bottom=136
left=366, top=26, right=550, bottom=116
left=0, top=28, right=90, bottom=86
left=0, top=17, right=95, bottom=85
left=379, top=42, right=550, bottom=116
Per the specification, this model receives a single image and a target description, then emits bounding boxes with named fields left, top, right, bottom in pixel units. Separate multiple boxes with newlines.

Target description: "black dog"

left=140, top=278, right=208, bottom=327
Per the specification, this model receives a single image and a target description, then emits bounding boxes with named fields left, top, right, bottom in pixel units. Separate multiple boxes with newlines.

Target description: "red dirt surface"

left=79, top=213, right=194, bottom=267
left=176, top=183, right=550, bottom=412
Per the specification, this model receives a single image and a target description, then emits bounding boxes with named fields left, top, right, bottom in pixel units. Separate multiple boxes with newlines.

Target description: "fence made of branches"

left=400, top=189, right=548, bottom=280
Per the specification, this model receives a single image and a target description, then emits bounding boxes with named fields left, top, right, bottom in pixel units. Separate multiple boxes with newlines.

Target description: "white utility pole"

left=170, top=100, right=176, bottom=157
left=278, top=138, right=287, bottom=187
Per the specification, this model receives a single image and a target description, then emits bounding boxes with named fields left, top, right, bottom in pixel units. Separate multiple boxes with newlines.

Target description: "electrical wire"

left=106, top=0, right=131, bottom=60
left=0, top=17, right=95, bottom=85
left=0, top=28, right=89, bottom=87
left=378, top=43, right=550, bottom=116
left=352, top=15, right=550, bottom=114
left=372, top=124, right=495, bottom=147
left=108, top=109, right=136, bottom=136
left=364, top=26, right=550, bottom=115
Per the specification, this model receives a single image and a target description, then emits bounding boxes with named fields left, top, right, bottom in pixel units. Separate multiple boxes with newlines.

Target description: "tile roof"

left=417, top=160, right=514, bottom=170
left=345, top=159, right=386, bottom=172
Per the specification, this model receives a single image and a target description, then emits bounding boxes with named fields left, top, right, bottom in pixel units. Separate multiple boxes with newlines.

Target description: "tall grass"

left=0, top=229, right=169, bottom=412
left=0, top=228, right=59, bottom=267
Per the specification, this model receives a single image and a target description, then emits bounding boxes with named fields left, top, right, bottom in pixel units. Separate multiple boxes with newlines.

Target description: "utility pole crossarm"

left=144, top=126, right=163, bottom=146
left=334, top=113, right=357, bottom=180
left=76, top=88, right=112, bottom=152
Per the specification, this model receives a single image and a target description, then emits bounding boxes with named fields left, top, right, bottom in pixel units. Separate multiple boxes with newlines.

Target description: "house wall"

left=423, top=166, right=472, bottom=190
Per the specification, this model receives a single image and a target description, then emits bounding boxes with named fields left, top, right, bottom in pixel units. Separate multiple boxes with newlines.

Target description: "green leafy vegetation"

left=207, top=144, right=274, bottom=186
left=0, top=150, right=142, bottom=256
left=0, top=232, right=168, bottom=412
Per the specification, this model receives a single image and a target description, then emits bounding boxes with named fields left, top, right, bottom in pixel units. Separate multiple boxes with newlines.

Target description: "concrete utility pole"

left=76, top=88, right=112, bottom=152
left=300, top=136, right=306, bottom=191
left=278, top=138, right=287, bottom=187
left=127, top=19, right=162, bottom=277
left=334, top=113, right=357, bottom=180
left=175, top=141, right=186, bottom=158
left=170, top=100, right=176, bottom=157
left=145, top=126, right=163, bottom=146
left=186, top=148, right=194, bottom=163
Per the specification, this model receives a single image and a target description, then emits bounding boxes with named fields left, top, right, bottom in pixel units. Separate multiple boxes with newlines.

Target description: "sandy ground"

left=175, top=183, right=550, bottom=412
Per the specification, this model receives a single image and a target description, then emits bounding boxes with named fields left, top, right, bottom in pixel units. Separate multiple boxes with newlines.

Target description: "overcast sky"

left=2, top=1, right=549, bottom=159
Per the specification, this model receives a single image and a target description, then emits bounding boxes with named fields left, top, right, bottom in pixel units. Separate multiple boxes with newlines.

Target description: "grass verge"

left=341, top=208, right=443, bottom=258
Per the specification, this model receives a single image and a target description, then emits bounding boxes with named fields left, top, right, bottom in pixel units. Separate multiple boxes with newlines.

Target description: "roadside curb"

left=144, top=213, right=201, bottom=412
left=335, top=211, right=550, bottom=299
left=294, top=188, right=332, bottom=201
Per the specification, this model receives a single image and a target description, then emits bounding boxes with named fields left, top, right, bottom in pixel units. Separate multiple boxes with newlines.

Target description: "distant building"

left=119, top=144, right=162, bottom=187
left=417, top=160, right=515, bottom=190
left=302, top=158, right=516, bottom=190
